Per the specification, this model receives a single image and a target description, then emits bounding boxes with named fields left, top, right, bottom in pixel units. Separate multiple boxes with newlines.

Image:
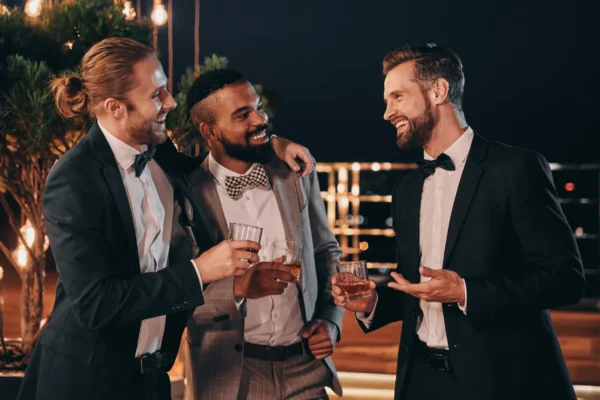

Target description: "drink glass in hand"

left=335, top=261, right=371, bottom=301
left=271, top=240, right=302, bottom=279
left=228, top=223, right=263, bottom=254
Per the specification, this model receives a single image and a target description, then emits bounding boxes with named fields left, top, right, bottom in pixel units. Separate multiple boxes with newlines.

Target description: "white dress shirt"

left=99, top=122, right=201, bottom=357
left=359, top=128, right=473, bottom=349
left=208, top=153, right=305, bottom=346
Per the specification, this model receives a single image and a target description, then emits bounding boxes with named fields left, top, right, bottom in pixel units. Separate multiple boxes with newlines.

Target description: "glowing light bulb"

left=24, top=0, right=41, bottom=17
left=122, top=1, right=136, bottom=21
left=151, top=3, right=167, bottom=26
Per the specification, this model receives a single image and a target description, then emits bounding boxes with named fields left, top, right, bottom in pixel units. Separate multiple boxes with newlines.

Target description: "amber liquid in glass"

left=337, top=280, right=370, bottom=296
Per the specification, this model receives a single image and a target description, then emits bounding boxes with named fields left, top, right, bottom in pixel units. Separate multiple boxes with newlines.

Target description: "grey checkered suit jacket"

left=184, top=157, right=344, bottom=399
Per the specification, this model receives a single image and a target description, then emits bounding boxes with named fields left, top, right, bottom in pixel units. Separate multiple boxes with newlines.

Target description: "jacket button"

left=234, top=344, right=243, bottom=352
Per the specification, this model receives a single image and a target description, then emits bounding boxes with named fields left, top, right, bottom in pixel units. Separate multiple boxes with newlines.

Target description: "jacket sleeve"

left=304, top=162, right=345, bottom=341
left=465, top=152, right=585, bottom=321
left=43, top=164, right=204, bottom=331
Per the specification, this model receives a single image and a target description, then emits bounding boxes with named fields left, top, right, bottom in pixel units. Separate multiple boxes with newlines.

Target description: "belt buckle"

left=139, top=353, right=149, bottom=374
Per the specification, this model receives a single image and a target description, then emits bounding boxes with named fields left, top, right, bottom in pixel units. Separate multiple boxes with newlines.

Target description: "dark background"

left=6, top=0, right=596, bottom=162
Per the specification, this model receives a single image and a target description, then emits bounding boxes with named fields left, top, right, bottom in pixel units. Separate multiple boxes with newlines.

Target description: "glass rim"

left=339, top=260, right=367, bottom=267
left=228, top=222, right=262, bottom=231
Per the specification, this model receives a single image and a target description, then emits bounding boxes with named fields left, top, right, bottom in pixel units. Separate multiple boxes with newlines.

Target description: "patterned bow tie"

left=416, top=153, right=455, bottom=177
left=224, top=165, right=269, bottom=198
left=134, top=145, right=157, bottom=177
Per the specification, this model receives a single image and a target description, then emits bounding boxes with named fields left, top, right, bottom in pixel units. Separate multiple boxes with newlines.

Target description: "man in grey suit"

left=183, top=69, right=344, bottom=400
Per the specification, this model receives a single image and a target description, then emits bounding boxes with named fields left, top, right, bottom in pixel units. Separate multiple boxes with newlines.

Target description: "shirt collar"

left=207, top=152, right=261, bottom=186
left=424, top=127, right=474, bottom=170
left=98, top=120, right=145, bottom=172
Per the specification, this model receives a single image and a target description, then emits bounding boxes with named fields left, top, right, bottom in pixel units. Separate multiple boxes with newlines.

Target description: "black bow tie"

left=416, top=153, right=455, bottom=177
left=134, top=145, right=157, bottom=177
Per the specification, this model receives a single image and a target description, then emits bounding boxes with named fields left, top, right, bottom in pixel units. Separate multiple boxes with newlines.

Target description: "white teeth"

left=395, top=120, right=408, bottom=129
left=250, top=131, right=267, bottom=140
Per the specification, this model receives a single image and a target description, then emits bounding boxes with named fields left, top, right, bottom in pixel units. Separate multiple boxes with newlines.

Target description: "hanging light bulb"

left=122, top=1, right=136, bottom=21
left=151, top=2, right=167, bottom=26
left=24, top=0, right=42, bottom=18
left=15, top=244, right=28, bottom=268
left=21, top=219, right=35, bottom=247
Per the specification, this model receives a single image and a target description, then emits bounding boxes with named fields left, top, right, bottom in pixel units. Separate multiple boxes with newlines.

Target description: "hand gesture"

left=388, top=266, right=465, bottom=305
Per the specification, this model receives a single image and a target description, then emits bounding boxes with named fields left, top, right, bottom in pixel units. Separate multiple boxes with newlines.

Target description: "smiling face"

left=207, top=82, right=273, bottom=164
left=123, top=56, right=177, bottom=146
left=383, top=61, right=435, bottom=149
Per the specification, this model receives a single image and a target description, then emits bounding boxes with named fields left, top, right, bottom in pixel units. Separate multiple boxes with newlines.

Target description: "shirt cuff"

left=190, top=260, right=203, bottom=292
left=234, top=297, right=246, bottom=311
left=458, top=279, right=467, bottom=314
left=356, top=293, right=378, bottom=328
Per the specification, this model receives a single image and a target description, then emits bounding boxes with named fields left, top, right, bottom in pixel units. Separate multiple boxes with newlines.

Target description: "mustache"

left=246, top=124, right=269, bottom=139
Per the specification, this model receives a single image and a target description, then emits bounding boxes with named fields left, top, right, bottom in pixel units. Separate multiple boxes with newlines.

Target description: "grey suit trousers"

left=237, top=342, right=331, bottom=400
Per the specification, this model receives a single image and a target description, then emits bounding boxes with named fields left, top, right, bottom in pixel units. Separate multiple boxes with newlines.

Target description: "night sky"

left=165, top=0, right=597, bottom=164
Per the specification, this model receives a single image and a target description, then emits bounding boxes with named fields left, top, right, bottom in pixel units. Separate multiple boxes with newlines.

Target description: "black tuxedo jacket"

left=361, top=134, right=585, bottom=400
left=18, top=123, right=212, bottom=400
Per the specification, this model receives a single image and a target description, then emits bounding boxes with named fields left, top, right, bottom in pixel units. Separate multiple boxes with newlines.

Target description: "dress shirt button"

left=234, top=344, right=243, bottom=352
left=272, top=312, right=279, bottom=319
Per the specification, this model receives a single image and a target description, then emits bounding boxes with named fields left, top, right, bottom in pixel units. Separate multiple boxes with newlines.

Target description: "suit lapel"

left=188, top=159, right=229, bottom=243
left=263, top=160, right=303, bottom=246
left=88, top=123, right=139, bottom=274
left=442, top=133, right=488, bottom=268
left=396, top=171, right=425, bottom=283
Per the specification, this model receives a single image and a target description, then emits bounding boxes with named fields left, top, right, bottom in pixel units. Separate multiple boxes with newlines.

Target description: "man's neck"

left=211, top=151, right=253, bottom=174
left=424, top=110, right=468, bottom=158
left=97, top=117, right=143, bottom=152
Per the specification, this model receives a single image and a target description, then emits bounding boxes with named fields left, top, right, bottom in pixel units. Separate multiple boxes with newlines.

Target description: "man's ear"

left=198, top=122, right=215, bottom=142
left=428, top=78, right=450, bottom=106
left=103, top=98, right=127, bottom=119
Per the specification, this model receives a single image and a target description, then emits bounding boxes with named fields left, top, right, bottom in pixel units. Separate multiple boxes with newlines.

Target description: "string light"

left=64, top=41, right=74, bottom=50
left=24, top=0, right=41, bottom=17
left=122, top=1, right=136, bottom=21
left=151, top=2, right=167, bottom=26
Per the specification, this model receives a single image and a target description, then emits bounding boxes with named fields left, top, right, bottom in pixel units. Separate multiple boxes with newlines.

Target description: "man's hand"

left=331, top=274, right=377, bottom=313
left=388, top=266, right=465, bottom=305
left=233, top=261, right=297, bottom=299
left=271, top=136, right=313, bottom=177
left=301, top=320, right=334, bottom=360
left=193, top=240, right=261, bottom=284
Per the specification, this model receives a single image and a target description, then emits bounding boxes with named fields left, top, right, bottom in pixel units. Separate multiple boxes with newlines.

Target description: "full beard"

left=221, top=125, right=274, bottom=164
left=396, top=100, right=434, bottom=150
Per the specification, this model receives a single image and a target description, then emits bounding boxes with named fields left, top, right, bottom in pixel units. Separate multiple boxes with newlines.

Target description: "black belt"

left=413, top=339, right=454, bottom=373
left=243, top=341, right=304, bottom=362
left=130, top=350, right=176, bottom=374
